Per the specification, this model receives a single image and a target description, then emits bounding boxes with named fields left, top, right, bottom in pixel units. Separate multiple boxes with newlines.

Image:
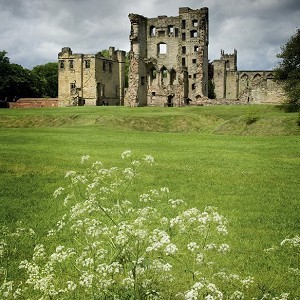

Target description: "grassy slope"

left=0, top=105, right=299, bottom=296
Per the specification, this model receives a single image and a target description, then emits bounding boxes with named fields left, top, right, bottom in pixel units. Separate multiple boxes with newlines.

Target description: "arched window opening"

left=161, top=66, right=168, bottom=86
left=170, top=69, right=176, bottom=85
left=253, top=74, right=262, bottom=82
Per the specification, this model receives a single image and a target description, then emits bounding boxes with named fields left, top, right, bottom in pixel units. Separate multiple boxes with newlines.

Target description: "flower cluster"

left=3, top=151, right=294, bottom=299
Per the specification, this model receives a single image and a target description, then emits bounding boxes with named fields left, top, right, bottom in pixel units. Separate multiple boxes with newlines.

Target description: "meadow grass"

left=0, top=105, right=299, bottom=298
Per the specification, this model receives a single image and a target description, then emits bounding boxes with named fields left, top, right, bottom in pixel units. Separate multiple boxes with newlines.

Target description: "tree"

left=0, top=51, right=40, bottom=100
left=32, top=62, right=58, bottom=98
left=275, top=29, right=300, bottom=112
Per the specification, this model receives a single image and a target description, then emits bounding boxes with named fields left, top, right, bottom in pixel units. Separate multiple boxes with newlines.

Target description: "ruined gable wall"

left=238, top=71, right=286, bottom=104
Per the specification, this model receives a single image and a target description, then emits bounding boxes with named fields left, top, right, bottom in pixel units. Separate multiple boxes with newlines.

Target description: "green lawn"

left=0, top=105, right=299, bottom=298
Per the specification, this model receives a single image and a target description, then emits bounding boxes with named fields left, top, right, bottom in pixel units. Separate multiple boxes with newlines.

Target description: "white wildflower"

left=123, top=167, right=135, bottom=179
left=230, top=290, right=244, bottom=300
left=131, top=160, right=140, bottom=166
left=164, top=243, right=178, bottom=255
left=53, top=186, right=64, bottom=198
left=168, top=198, right=185, bottom=208
left=143, top=154, right=154, bottom=164
left=196, top=253, right=204, bottom=264
left=218, top=243, right=230, bottom=253
left=241, top=276, right=254, bottom=289
left=79, top=271, right=93, bottom=288
left=65, top=170, right=76, bottom=178
left=67, top=281, right=77, bottom=291
left=121, top=149, right=132, bottom=159
left=81, top=155, right=90, bottom=164
left=187, top=242, right=199, bottom=252
left=160, top=187, right=169, bottom=193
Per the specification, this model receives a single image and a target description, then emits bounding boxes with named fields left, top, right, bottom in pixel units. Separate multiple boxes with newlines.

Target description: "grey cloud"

left=0, top=0, right=299, bottom=70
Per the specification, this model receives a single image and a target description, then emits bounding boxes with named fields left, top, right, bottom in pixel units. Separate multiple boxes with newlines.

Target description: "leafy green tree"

left=31, top=62, right=58, bottom=98
left=275, top=29, right=300, bottom=112
left=0, top=51, right=40, bottom=100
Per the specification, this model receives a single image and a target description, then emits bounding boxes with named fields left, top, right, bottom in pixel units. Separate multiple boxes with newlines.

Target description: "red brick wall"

left=9, top=98, right=59, bottom=108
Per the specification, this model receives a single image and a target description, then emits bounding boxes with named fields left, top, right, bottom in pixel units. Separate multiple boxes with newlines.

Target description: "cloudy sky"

left=0, top=0, right=299, bottom=70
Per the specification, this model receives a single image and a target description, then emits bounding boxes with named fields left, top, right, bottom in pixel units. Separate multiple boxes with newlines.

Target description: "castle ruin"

left=57, top=6, right=285, bottom=107
left=58, top=47, right=125, bottom=106
left=213, top=49, right=285, bottom=104
left=124, top=7, right=209, bottom=107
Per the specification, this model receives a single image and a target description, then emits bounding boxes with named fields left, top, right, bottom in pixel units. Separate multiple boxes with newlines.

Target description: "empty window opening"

left=161, top=66, right=168, bottom=86
left=192, top=19, right=198, bottom=27
left=190, top=30, right=198, bottom=38
left=182, top=57, right=186, bottom=66
left=175, top=28, right=179, bottom=37
left=150, top=26, right=156, bottom=36
left=158, top=30, right=165, bottom=37
left=194, top=45, right=199, bottom=52
left=59, top=60, right=65, bottom=69
left=189, top=75, right=192, bottom=78
left=170, top=69, right=176, bottom=85
left=158, top=43, right=167, bottom=55
left=141, top=76, right=145, bottom=85
left=192, top=59, right=197, bottom=64
left=182, top=20, right=186, bottom=29
left=69, top=60, right=74, bottom=69
left=182, top=46, right=186, bottom=55
left=152, top=69, right=157, bottom=79
left=192, top=83, right=196, bottom=90
left=70, top=83, right=76, bottom=90
left=193, top=74, right=197, bottom=79
left=85, top=60, right=90, bottom=68
left=152, top=92, right=156, bottom=96
left=168, top=25, right=174, bottom=34
left=182, top=32, right=186, bottom=41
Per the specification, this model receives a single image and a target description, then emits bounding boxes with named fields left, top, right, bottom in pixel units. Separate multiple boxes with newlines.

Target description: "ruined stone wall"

left=238, top=71, right=286, bottom=104
left=213, top=50, right=285, bottom=104
left=125, top=7, right=209, bottom=107
left=225, top=71, right=238, bottom=99
left=58, top=47, right=125, bottom=106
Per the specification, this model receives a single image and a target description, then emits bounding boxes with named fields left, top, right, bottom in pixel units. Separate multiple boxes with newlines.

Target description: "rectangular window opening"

left=85, top=60, right=90, bottom=68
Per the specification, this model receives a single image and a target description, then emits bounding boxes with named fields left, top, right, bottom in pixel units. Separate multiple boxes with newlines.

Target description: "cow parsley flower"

left=81, top=155, right=90, bottom=164
left=121, top=150, right=132, bottom=159
left=143, top=154, right=155, bottom=164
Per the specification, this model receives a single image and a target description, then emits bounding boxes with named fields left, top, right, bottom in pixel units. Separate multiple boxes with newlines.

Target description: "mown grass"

left=0, top=105, right=299, bottom=297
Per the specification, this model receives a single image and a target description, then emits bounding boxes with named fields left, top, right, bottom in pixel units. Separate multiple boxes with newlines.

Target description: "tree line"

left=0, top=51, right=58, bottom=101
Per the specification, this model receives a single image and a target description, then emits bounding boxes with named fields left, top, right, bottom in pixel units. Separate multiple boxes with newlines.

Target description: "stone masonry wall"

left=125, top=7, right=209, bottom=107
left=58, top=47, right=125, bottom=106
left=213, top=50, right=285, bottom=104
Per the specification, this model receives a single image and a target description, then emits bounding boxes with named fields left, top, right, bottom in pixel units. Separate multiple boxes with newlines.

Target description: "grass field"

left=0, top=105, right=299, bottom=298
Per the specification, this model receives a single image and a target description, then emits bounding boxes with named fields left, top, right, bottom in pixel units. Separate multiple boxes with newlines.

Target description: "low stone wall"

left=9, top=98, right=59, bottom=108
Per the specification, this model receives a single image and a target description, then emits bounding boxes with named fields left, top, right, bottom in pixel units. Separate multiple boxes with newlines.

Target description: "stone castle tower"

left=124, top=7, right=209, bottom=107
left=58, top=47, right=125, bottom=106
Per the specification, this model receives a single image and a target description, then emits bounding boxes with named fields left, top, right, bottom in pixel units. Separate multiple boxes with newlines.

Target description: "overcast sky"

left=0, top=0, right=299, bottom=70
